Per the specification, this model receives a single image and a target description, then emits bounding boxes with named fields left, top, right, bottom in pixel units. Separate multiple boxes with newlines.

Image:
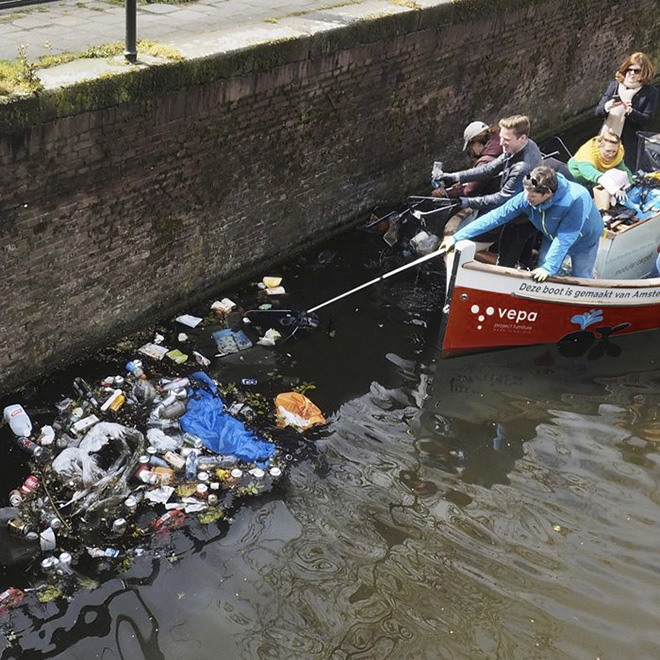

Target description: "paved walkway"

left=0, top=0, right=442, bottom=66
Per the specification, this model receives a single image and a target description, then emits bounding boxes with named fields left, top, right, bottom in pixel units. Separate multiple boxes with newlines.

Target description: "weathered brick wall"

left=0, top=0, right=658, bottom=392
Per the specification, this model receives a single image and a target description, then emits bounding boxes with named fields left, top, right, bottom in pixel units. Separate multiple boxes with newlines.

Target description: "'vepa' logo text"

left=470, top=304, right=538, bottom=330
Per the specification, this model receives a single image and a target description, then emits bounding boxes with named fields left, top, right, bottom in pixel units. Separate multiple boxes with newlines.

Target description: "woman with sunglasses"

left=595, top=52, right=658, bottom=170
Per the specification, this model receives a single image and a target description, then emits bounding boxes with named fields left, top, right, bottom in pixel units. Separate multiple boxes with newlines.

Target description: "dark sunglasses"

left=626, top=67, right=642, bottom=74
left=525, top=174, right=552, bottom=193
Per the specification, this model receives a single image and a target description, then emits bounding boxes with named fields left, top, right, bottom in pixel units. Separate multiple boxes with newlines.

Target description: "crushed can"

left=111, top=518, right=128, bottom=535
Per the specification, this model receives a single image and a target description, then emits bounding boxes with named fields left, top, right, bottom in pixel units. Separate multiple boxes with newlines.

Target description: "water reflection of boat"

left=439, top=214, right=660, bottom=357
left=418, top=329, right=660, bottom=487
left=428, top=329, right=660, bottom=425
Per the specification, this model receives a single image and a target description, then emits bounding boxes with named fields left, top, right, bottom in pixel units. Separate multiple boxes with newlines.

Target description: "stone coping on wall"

left=0, top=0, right=579, bottom=132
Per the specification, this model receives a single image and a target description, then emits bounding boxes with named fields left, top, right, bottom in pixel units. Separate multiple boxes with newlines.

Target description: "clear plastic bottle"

left=132, top=379, right=157, bottom=405
left=185, top=450, right=198, bottom=480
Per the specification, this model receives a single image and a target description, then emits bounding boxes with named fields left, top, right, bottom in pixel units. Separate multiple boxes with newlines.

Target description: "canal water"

left=1, top=120, right=660, bottom=659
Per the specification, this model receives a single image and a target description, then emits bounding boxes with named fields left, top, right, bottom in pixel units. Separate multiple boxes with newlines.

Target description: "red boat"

left=439, top=214, right=660, bottom=357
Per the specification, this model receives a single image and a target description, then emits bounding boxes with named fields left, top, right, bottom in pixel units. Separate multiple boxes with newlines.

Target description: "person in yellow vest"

left=567, top=131, right=633, bottom=189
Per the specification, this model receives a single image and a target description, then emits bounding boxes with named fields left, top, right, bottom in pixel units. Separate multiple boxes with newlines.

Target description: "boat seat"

left=475, top=249, right=498, bottom=265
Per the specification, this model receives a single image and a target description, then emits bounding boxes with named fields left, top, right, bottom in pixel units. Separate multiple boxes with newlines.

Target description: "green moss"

left=0, top=39, right=184, bottom=99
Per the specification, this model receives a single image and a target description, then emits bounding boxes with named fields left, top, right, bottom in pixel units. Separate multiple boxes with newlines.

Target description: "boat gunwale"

left=461, top=261, right=660, bottom=289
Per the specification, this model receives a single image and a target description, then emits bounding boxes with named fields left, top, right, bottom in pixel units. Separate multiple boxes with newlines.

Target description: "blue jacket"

left=453, top=173, right=603, bottom=276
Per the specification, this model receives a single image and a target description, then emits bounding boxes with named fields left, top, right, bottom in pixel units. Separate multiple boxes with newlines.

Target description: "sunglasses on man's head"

left=525, top=174, right=551, bottom=193
left=626, top=67, right=642, bottom=74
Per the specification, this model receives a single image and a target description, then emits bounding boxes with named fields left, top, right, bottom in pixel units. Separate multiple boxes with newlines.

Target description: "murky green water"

left=2, top=118, right=660, bottom=658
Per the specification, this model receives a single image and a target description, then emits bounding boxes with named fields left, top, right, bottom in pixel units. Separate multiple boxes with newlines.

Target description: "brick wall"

left=0, top=0, right=658, bottom=392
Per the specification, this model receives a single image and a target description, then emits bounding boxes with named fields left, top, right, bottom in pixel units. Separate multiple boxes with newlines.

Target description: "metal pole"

left=125, top=0, right=137, bottom=63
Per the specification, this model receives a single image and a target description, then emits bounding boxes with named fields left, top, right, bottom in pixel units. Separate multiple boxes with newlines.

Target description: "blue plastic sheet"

left=180, top=372, right=275, bottom=462
left=624, top=185, right=660, bottom=220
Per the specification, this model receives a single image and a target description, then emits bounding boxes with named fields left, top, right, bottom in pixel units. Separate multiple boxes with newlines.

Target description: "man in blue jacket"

left=439, top=166, right=604, bottom=281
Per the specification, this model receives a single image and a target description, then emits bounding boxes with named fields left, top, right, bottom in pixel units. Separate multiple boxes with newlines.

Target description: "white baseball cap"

left=462, top=121, right=489, bottom=151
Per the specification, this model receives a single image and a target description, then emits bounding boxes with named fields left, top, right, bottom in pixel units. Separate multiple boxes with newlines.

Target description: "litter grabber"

left=244, top=244, right=450, bottom=333
left=406, top=196, right=460, bottom=220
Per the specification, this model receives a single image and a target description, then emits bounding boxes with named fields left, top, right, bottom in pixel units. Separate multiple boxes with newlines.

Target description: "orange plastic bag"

left=274, top=392, right=325, bottom=431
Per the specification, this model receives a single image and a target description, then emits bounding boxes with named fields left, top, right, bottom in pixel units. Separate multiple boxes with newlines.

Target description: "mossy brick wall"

left=0, top=0, right=658, bottom=392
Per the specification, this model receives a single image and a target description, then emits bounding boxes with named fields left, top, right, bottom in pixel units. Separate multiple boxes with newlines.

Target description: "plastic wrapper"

left=274, top=392, right=326, bottom=431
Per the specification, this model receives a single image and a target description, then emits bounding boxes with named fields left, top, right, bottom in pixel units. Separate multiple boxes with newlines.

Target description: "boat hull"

left=440, top=242, right=660, bottom=357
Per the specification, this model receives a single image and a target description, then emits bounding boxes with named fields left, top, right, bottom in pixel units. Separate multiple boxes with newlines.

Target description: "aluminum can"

left=8, top=489, right=23, bottom=507
left=20, top=474, right=39, bottom=495
left=41, top=512, right=62, bottom=530
left=112, top=518, right=128, bottom=535
left=124, top=496, right=138, bottom=514
left=7, top=518, right=32, bottom=536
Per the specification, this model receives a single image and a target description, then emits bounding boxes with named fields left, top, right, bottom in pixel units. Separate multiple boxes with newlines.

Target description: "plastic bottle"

left=87, top=547, right=121, bottom=559
left=73, top=377, right=99, bottom=408
left=126, top=360, right=145, bottom=379
left=161, top=377, right=190, bottom=391
left=431, top=160, right=444, bottom=188
left=3, top=404, right=33, bottom=438
left=56, top=552, right=74, bottom=575
left=185, top=450, right=198, bottom=480
left=133, top=379, right=157, bottom=405
left=197, top=454, right=238, bottom=468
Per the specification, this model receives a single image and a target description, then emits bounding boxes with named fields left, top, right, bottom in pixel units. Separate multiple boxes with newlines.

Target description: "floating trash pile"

left=0, top=277, right=326, bottom=610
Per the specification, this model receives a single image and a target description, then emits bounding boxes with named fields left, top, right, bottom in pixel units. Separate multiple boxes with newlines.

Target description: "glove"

left=459, top=197, right=470, bottom=209
left=531, top=267, right=550, bottom=282
left=433, top=173, right=458, bottom=189
left=438, top=236, right=456, bottom=255
left=612, top=188, right=628, bottom=203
